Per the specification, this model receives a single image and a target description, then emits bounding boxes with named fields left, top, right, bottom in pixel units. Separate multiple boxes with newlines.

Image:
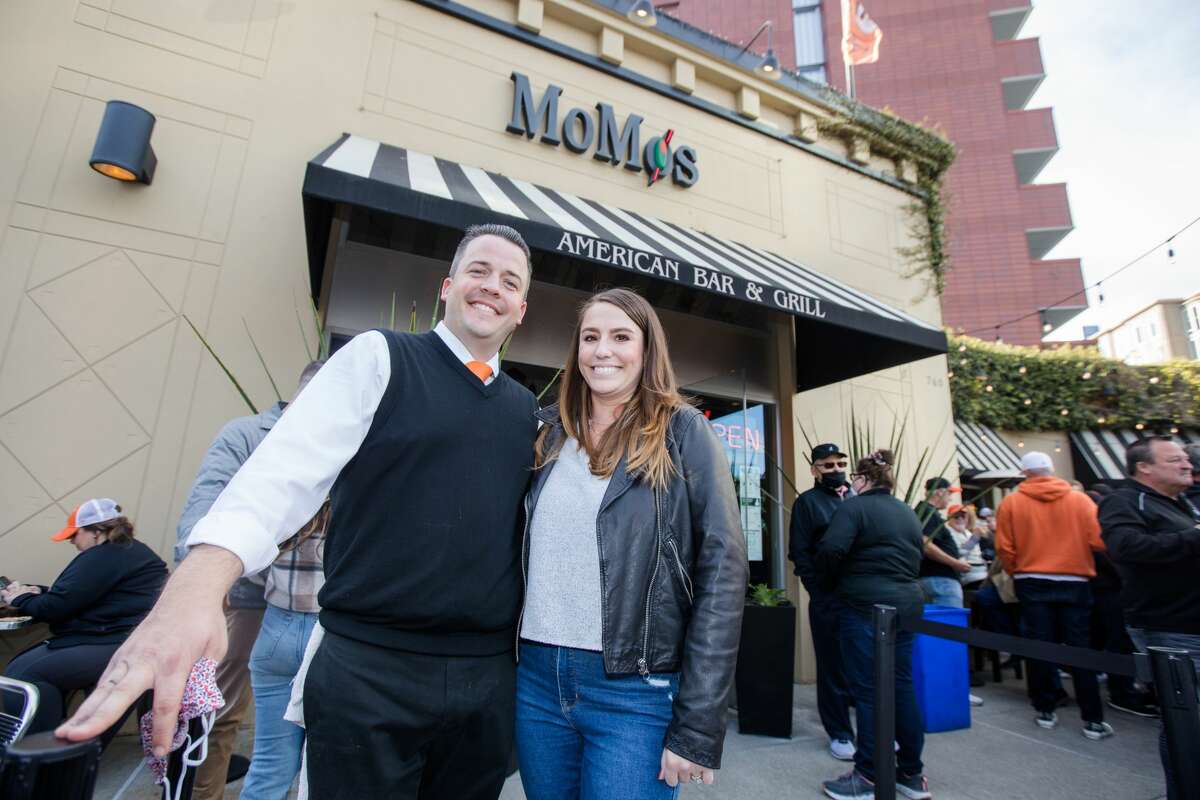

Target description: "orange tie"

left=466, top=360, right=493, bottom=383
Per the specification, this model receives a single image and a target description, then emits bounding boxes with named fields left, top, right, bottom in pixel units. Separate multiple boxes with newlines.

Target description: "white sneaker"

left=1036, top=711, right=1058, bottom=729
left=969, top=694, right=984, bottom=707
left=1083, top=721, right=1115, bottom=741
left=829, top=738, right=856, bottom=761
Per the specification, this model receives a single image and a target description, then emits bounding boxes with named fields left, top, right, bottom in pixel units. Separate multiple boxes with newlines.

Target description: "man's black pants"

left=808, top=588, right=855, bottom=742
left=304, top=629, right=516, bottom=800
left=1015, top=578, right=1104, bottom=723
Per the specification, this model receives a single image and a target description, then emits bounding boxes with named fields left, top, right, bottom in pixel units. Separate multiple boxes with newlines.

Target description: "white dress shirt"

left=186, top=322, right=500, bottom=575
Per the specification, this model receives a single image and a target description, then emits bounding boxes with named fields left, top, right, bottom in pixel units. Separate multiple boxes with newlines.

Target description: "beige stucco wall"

left=0, top=0, right=950, bottom=692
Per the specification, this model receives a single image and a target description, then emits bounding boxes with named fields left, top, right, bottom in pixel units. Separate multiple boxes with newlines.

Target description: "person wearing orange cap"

left=1, top=499, right=166, bottom=735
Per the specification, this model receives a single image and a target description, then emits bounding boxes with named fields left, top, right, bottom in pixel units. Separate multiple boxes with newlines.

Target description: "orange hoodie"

left=995, top=476, right=1104, bottom=578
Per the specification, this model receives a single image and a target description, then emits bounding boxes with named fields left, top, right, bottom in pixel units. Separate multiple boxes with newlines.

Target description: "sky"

left=1019, top=0, right=1200, bottom=341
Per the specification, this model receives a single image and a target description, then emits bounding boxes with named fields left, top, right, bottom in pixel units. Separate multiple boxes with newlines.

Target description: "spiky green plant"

left=748, top=583, right=789, bottom=607
left=182, top=315, right=257, bottom=414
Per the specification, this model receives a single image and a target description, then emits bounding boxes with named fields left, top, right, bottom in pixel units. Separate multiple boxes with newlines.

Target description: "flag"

left=842, top=0, right=882, bottom=66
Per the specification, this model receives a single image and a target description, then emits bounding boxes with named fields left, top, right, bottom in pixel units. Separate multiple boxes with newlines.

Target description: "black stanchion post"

left=873, top=604, right=898, bottom=800
left=1149, top=647, right=1200, bottom=799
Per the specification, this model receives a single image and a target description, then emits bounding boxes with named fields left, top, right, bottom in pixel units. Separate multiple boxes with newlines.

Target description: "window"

left=793, top=0, right=827, bottom=83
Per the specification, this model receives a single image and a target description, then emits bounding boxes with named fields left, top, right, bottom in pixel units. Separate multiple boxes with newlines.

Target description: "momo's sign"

left=505, top=72, right=699, bottom=188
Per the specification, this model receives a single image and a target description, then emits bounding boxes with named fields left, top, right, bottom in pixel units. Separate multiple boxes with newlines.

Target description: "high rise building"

left=665, top=0, right=1085, bottom=345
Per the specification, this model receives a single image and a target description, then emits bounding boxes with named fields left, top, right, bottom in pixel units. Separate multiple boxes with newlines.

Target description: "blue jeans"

left=1128, top=628, right=1200, bottom=800
left=919, top=576, right=963, bottom=608
left=240, top=606, right=319, bottom=800
left=515, top=641, right=680, bottom=800
left=839, top=607, right=924, bottom=783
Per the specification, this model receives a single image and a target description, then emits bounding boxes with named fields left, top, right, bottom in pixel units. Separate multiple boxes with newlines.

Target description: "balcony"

left=1032, top=258, right=1087, bottom=336
left=1007, top=107, right=1059, bottom=184
left=995, top=38, right=1045, bottom=110
left=1020, top=183, right=1073, bottom=259
left=988, top=0, right=1033, bottom=41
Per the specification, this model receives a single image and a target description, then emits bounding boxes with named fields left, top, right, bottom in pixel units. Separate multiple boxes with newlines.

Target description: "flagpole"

left=845, top=62, right=856, bottom=99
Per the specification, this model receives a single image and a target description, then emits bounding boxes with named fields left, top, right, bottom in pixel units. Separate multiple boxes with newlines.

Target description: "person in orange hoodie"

left=995, top=451, right=1111, bottom=740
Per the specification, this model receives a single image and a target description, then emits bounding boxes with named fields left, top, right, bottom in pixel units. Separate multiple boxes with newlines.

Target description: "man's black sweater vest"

left=318, top=330, right=537, bottom=655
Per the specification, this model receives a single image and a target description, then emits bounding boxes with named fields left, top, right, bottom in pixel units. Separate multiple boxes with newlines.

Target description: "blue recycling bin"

left=911, top=604, right=971, bottom=733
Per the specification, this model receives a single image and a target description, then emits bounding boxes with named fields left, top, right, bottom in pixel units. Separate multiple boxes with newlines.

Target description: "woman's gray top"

left=521, top=436, right=612, bottom=651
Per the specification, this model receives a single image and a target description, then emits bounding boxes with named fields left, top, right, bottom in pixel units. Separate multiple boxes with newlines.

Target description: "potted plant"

left=734, top=583, right=796, bottom=738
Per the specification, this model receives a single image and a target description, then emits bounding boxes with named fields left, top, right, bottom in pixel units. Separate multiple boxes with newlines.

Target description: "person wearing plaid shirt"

left=238, top=490, right=330, bottom=799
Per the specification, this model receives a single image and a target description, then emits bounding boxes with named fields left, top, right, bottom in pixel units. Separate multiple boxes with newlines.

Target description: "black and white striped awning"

left=302, top=134, right=947, bottom=388
left=1070, top=428, right=1200, bottom=483
left=955, top=421, right=1024, bottom=481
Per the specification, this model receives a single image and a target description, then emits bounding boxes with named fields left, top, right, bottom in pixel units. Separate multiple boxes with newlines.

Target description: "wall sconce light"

left=737, top=21, right=783, bottom=80
left=627, top=0, right=657, bottom=26
left=89, top=100, right=156, bottom=185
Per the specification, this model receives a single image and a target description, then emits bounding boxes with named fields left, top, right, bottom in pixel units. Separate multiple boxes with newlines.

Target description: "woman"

left=516, top=288, right=748, bottom=799
left=946, top=504, right=988, bottom=588
left=816, top=452, right=932, bottom=800
left=1, top=498, right=167, bottom=734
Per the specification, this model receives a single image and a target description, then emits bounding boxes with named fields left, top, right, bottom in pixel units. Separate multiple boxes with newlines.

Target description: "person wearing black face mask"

left=789, top=443, right=856, bottom=761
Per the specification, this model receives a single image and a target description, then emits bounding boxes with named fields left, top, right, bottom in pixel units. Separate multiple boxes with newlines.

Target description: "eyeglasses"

left=817, top=461, right=849, bottom=470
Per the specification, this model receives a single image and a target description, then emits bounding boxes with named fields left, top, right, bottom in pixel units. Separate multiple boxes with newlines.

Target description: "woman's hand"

left=1, top=583, right=40, bottom=603
left=659, top=747, right=714, bottom=787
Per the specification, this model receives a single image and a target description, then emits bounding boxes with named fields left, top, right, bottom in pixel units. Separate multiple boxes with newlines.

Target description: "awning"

left=955, top=421, right=1024, bottom=481
left=1070, top=428, right=1200, bottom=483
left=302, top=134, right=947, bottom=389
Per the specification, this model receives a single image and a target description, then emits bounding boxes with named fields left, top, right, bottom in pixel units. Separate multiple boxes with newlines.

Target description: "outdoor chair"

left=0, top=675, right=39, bottom=751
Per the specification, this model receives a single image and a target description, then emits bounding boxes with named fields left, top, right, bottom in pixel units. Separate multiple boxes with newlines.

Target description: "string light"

left=1060, top=409, right=1070, bottom=416
left=958, top=344, right=967, bottom=352
left=1149, top=376, right=1160, bottom=384
left=1017, top=441, right=1025, bottom=448
left=1135, top=422, right=1145, bottom=430
left=947, top=371, right=955, bottom=379
left=1018, top=366, right=1027, bottom=374
left=1055, top=446, right=1062, bottom=453
left=1023, top=398, right=1033, bottom=405
left=1170, top=426, right=1180, bottom=434
left=961, top=214, right=1200, bottom=336
left=1081, top=371, right=1091, bottom=380
left=1097, top=416, right=1106, bottom=424
left=985, top=384, right=994, bottom=392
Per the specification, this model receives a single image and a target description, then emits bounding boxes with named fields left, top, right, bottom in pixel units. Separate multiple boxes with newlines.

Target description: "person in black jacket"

left=516, top=289, right=747, bottom=799
left=789, top=442, right=856, bottom=760
left=1099, top=437, right=1200, bottom=800
left=914, top=478, right=971, bottom=607
left=816, top=450, right=931, bottom=800
left=2, top=498, right=166, bottom=734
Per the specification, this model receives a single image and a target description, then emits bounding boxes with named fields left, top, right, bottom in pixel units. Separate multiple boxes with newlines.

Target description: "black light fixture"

left=737, top=20, right=782, bottom=80
left=627, top=0, right=657, bottom=27
left=89, top=100, right=156, bottom=185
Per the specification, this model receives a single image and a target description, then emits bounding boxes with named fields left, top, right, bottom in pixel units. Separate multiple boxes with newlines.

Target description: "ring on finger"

left=690, top=774, right=703, bottom=783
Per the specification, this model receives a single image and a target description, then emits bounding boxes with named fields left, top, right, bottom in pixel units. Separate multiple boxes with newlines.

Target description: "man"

left=789, top=443, right=856, bottom=761
left=1099, top=437, right=1200, bottom=799
left=995, top=451, right=1111, bottom=739
left=914, top=478, right=971, bottom=607
left=1185, top=444, right=1200, bottom=506
left=60, top=224, right=537, bottom=800
left=176, top=360, right=323, bottom=799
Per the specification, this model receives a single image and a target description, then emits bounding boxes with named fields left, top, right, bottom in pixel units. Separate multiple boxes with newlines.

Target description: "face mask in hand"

left=820, top=472, right=848, bottom=490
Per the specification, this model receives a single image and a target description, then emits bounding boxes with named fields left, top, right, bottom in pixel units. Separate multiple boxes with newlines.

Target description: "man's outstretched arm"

left=56, top=545, right=241, bottom=754
left=57, top=330, right=391, bottom=750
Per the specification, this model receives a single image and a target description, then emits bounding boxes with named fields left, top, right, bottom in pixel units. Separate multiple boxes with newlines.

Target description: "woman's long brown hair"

left=535, top=288, right=685, bottom=490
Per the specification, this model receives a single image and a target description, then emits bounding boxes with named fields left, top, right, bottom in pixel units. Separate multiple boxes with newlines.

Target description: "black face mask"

left=820, top=471, right=848, bottom=489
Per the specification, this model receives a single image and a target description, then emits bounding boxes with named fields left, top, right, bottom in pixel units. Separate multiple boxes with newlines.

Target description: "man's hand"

left=659, top=747, right=715, bottom=787
left=954, top=559, right=972, bottom=574
left=55, top=545, right=243, bottom=754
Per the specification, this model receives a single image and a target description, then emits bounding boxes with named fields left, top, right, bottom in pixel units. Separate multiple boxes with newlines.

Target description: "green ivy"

left=949, top=334, right=1200, bottom=431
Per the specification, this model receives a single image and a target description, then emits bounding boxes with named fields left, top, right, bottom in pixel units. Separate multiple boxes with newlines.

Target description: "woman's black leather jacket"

left=521, top=403, right=748, bottom=768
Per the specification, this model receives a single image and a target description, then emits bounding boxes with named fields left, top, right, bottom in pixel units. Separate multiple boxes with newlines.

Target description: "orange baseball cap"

left=52, top=498, right=121, bottom=541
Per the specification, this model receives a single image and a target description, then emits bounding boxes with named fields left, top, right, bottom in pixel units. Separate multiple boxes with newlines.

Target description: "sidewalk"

left=93, top=671, right=1167, bottom=799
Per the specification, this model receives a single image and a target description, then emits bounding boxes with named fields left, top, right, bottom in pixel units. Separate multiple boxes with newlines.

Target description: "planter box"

left=734, top=603, right=796, bottom=738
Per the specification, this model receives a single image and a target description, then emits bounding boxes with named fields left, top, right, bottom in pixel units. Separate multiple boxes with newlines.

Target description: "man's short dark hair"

left=300, top=360, right=325, bottom=384
left=1125, top=436, right=1174, bottom=477
left=449, top=224, right=532, bottom=289
left=1186, top=444, right=1200, bottom=473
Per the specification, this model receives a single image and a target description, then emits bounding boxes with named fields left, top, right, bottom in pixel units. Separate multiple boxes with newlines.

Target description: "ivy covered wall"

left=949, top=335, right=1200, bottom=431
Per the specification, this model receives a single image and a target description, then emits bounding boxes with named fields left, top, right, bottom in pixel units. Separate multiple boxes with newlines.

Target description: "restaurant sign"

left=505, top=72, right=699, bottom=188
left=554, top=231, right=828, bottom=320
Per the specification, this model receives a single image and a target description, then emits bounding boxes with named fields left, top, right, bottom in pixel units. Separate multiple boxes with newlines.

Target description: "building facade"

left=1095, top=299, right=1194, bottom=364
left=666, top=0, right=1087, bottom=346
left=0, top=0, right=953, bottom=680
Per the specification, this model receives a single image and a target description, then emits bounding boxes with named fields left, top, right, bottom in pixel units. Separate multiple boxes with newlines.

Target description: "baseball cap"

left=924, top=477, right=961, bottom=493
left=947, top=504, right=965, bottom=517
left=1020, top=451, right=1054, bottom=472
left=52, top=498, right=122, bottom=542
left=810, top=443, right=848, bottom=462
left=978, top=507, right=994, bottom=518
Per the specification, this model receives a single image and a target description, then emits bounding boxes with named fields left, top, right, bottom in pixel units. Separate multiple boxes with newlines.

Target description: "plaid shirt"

left=264, top=501, right=329, bottom=613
